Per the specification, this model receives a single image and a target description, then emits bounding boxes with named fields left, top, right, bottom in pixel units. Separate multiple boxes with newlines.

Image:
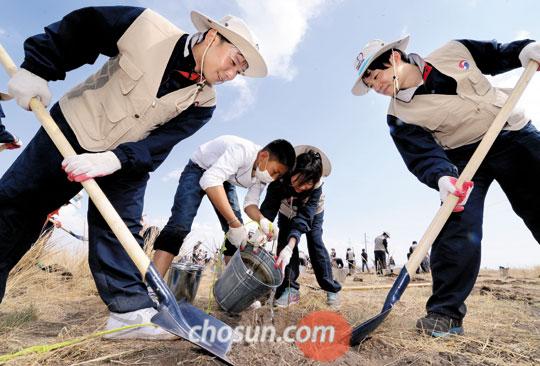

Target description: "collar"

left=175, top=33, right=201, bottom=81
left=395, top=53, right=426, bottom=103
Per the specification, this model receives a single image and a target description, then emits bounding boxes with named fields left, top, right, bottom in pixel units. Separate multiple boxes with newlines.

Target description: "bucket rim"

left=237, top=247, right=283, bottom=287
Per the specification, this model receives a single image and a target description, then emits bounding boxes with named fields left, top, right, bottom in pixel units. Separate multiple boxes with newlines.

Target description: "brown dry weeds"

left=0, top=234, right=538, bottom=365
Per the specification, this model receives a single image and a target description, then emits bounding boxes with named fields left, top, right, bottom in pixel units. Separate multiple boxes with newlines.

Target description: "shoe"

left=103, top=307, right=179, bottom=340
left=326, top=292, right=340, bottom=307
left=274, top=288, right=300, bottom=308
left=416, top=313, right=464, bottom=337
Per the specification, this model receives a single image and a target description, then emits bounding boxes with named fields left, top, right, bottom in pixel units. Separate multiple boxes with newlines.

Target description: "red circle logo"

left=295, top=311, right=351, bottom=361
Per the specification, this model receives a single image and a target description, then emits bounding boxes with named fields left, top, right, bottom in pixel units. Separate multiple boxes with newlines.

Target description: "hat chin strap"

left=198, top=33, right=217, bottom=85
left=391, top=49, right=400, bottom=109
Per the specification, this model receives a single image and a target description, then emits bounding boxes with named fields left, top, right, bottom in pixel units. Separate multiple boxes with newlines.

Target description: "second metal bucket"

left=214, top=245, right=282, bottom=314
left=167, top=262, right=204, bottom=303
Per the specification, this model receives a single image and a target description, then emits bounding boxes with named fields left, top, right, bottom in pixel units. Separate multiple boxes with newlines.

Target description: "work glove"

left=438, top=176, right=474, bottom=213
left=62, top=151, right=122, bottom=182
left=259, top=217, right=278, bottom=241
left=246, top=227, right=267, bottom=249
left=227, top=225, right=248, bottom=248
left=3, top=137, right=22, bottom=150
left=275, top=243, right=294, bottom=274
left=519, top=42, right=540, bottom=70
left=8, top=68, right=52, bottom=110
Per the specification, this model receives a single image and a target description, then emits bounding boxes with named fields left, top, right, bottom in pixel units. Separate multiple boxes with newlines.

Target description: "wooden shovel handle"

left=0, top=44, right=151, bottom=275
left=405, top=61, right=538, bottom=274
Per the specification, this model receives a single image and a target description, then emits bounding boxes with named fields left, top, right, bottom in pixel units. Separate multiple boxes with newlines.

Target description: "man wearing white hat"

left=0, top=93, right=22, bottom=150
left=259, top=146, right=342, bottom=307
left=0, top=6, right=266, bottom=339
left=352, top=36, right=540, bottom=337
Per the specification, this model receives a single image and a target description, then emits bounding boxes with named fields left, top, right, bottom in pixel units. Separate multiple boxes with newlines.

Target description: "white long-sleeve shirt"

left=191, top=135, right=265, bottom=208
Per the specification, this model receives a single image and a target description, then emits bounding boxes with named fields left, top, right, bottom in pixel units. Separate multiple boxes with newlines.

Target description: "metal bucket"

left=213, top=245, right=283, bottom=314
left=167, top=262, right=204, bottom=303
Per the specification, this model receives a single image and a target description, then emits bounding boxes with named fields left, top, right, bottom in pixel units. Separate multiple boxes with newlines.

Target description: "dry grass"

left=0, top=232, right=538, bottom=365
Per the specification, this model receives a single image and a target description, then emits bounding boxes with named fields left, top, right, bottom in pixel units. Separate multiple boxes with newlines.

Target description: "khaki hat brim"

left=294, top=145, right=332, bottom=177
left=191, top=11, right=268, bottom=78
left=351, top=35, right=410, bottom=96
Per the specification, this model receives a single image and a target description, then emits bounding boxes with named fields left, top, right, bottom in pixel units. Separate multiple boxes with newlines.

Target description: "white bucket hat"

left=294, top=145, right=332, bottom=177
left=191, top=11, right=268, bottom=78
left=351, top=35, right=410, bottom=96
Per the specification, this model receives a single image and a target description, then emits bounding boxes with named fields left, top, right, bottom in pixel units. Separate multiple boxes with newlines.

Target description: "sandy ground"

left=0, top=242, right=538, bottom=365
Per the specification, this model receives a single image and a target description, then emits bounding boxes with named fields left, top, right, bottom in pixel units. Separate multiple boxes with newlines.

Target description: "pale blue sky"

left=1, top=0, right=539, bottom=268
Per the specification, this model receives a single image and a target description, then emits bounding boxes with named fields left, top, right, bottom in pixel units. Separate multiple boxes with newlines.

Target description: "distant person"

left=420, top=253, right=431, bottom=273
left=361, top=249, right=369, bottom=272
left=407, top=241, right=420, bottom=274
left=330, top=248, right=337, bottom=267
left=374, top=231, right=390, bottom=275
left=346, top=247, right=356, bottom=275
left=335, top=257, right=344, bottom=269
left=388, top=255, right=396, bottom=274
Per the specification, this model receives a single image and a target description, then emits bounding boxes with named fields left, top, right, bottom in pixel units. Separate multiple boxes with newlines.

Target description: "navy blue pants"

left=153, top=160, right=243, bottom=257
left=428, top=122, right=540, bottom=321
left=0, top=104, right=154, bottom=313
left=275, top=212, right=341, bottom=298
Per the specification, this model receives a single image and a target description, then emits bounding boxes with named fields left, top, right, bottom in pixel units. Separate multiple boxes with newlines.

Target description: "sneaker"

left=416, top=313, right=464, bottom=337
left=326, top=292, right=340, bottom=307
left=103, top=307, right=179, bottom=340
left=274, top=288, right=300, bottom=308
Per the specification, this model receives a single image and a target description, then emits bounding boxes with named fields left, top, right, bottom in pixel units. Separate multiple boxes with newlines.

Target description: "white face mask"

left=255, top=166, right=274, bottom=184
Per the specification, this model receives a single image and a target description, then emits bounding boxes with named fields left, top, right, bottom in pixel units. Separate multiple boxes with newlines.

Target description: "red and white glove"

left=8, top=68, right=52, bottom=110
left=275, top=243, right=294, bottom=274
left=62, top=151, right=121, bottom=182
left=259, top=217, right=278, bottom=241
left=3, top=137, right=22, bottom=150
left=519, top=42, right=540, bottom=70
left=438, top=176, right=474, bottom=213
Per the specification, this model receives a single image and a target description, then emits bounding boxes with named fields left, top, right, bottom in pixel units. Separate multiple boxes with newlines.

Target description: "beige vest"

left=59, top=9, right=216, bottom=152
left=388, top=41, right=528, bottom=150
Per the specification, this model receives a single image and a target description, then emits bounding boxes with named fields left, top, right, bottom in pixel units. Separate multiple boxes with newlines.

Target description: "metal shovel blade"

left=145, top=264, right=235, bottom=365
left=349, top=308, right=393, bottom=346
left=350, top=267, right=411, bottom=346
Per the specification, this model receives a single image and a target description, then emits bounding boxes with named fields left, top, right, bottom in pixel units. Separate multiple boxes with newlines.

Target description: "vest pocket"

left=468, top=74, right=491, bottom=96
left=102, top=100, right=127, bottom=124
left=118, top=55, right=143, bottom=95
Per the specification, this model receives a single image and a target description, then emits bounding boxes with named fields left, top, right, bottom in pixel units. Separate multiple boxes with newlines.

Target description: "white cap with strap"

left=351, top=35, right=410, bottom=96
left=191, top=11, right=268, bottom=78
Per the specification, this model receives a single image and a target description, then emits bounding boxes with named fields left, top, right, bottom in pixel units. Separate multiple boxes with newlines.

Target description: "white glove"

left=246, top=228, right=267, bottom=248
left=62, top=151, right=121, bottom=182
left=259, top=217, right=278, bottom=241
left=438, top=176, right=474, bottom=213
left=519, top=42, right=540, bottom=68
left=227, top=225, right=248, bottom=248
left=8, top=68, right=52, bottom=110
left=275, top=244, right=293, bottom=273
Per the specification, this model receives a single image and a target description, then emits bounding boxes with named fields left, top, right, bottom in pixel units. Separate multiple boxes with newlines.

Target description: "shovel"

left=350, top=60, right=539, bottom=346
left=0, top=44, right=235, bottom=365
